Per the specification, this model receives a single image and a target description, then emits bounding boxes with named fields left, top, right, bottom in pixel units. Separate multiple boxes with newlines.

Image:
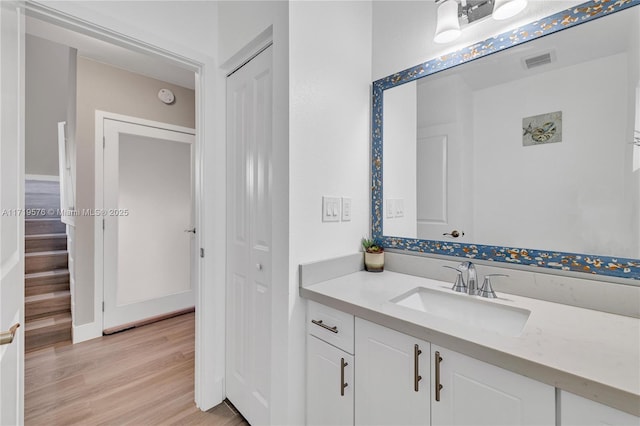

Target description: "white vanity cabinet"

left=306, top=301, right=355, bottom=426
left=560, top=391, right=640, bottom=426
left=431, top=344, right=555, bottom=426
left=355, top=318, right=430, bottom=426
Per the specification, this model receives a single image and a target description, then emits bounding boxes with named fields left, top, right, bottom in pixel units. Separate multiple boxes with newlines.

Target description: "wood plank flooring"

left=25, top=313, right=249, bottom=425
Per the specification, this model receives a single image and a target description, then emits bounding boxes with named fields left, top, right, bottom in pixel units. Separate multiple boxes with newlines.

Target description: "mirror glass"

left=382, top=5, right=640, bottom=261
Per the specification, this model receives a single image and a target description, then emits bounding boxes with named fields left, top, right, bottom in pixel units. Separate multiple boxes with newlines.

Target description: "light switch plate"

left=341, top=197, right=352, bottom=221
left=322, top=196, right=341, bottom=222
left=395, top=199, right=404, bottom=218
left=386, top=199, right=395, bottom=218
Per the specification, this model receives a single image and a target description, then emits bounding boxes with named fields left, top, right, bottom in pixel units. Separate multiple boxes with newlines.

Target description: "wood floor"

left=25, top=313, right=249, bottom=425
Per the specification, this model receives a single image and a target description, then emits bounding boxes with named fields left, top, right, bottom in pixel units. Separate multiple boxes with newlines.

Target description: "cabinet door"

left=431, top=345, right=554, bottom=426
left=560, top=390, right=640, bottom=426
left=307, top=335, right=354, bottom=426
left=355, top=318, right=430, bottom=425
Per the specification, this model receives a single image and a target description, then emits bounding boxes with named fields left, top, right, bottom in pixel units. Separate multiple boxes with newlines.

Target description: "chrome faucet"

left=459, top=261, right=478, bottom=295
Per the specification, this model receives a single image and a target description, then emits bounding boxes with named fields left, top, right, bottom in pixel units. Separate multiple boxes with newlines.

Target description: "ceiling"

left=26, top=16, right=196, bottom=90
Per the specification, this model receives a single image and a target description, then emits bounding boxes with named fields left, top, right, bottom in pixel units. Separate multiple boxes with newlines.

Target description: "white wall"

left=31, top=0, right=223, bottom=410
left=25, top=34, right=71, bottom=176
left=473, top=53, right=632, bottom=257
left=383, top=81, right=417, bottom=237
left=289, top=2, right=371, bottom=422
left=218, top=2, right=372, bottom=424
left=372, top=0, right=584, bottom=80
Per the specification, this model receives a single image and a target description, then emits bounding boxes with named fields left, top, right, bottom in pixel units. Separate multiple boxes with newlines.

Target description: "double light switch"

left=322, top=196, right=352, bottom=222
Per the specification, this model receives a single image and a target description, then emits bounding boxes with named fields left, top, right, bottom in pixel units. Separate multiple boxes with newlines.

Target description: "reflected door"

left=416, top=123, right=468, bottom=241
left=103, top=119, right=195, bottom=331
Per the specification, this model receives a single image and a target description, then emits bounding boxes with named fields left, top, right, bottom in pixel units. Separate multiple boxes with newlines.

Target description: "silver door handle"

left=184, top=228, right=196, bottom=234
left=0, top=323, right=19, bottom=346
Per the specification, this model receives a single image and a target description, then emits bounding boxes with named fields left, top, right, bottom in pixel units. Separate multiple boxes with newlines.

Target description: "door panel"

left=307, top=336, right=354, bottom=426
left=431, top=344, right=555, bottom=426
left=0, top=2, right=24, bottom=424
left=103, top=119, right=194, bottom=330
left=226, top=45, right=273, bottom=425
left=355, top=318, right=430, bottom=426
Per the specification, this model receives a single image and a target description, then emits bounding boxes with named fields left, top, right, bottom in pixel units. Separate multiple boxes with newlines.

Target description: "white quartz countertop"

left=300, top=270, right=640, bottom=416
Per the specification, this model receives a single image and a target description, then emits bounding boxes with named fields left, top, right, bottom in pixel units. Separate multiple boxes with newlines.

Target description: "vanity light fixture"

left=434, top=0, right=528, bottom=44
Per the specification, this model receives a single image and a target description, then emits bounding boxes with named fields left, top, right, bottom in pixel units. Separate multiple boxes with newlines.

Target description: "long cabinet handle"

left=435, top=350, right=444, bottom=401
left=311, top=319, right=338, bottom=334
left=414, top=344, right=422, bottom=392
left=340, top=358, right=349, bottom=396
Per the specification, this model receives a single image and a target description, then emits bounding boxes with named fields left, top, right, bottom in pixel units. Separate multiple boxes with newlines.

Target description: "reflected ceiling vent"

left=523, top=51, right=555, bottom=70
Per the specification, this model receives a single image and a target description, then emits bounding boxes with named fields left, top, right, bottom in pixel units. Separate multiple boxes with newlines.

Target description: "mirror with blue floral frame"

left=372, top=0, right=640, bottom=281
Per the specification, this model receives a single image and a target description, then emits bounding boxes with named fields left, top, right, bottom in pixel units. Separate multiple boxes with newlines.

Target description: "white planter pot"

left=364, top=251, right=384, bottom=272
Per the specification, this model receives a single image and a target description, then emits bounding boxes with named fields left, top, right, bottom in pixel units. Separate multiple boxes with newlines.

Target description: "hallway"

left=25, top=313, right=248, bottom=425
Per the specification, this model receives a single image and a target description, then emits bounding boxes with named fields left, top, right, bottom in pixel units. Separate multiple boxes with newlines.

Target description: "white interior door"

left=416, top=123, right=467, bottom=241
left=103, top=118, right=195, bottom=331
left=226, top=45, right=273, bottom=425
left=0, top=2, right=24, bottom=424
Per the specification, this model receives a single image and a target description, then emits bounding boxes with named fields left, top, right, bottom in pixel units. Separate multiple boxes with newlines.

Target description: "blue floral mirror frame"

left=371, top=0, right=640, bottom=281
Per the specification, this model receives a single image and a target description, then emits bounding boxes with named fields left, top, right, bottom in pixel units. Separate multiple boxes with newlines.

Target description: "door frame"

left=96, top=111, right=197, bottom=333
left=22, top=1, right=220, bottom=411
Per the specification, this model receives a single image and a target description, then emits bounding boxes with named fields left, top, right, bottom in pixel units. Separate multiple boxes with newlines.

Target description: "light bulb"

left=493, top=0, right=528, bottom=20
left=434, top=0, right=462, bottom=44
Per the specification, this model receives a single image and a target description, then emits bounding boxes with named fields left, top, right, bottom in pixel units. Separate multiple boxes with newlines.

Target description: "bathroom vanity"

left=301, top=0, right=640, bottom=424
left=300, top=262, right=640, bottom=425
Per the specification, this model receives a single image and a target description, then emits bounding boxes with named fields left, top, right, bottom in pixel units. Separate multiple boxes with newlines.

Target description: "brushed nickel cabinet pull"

left=435, top=350, right=444, bottom=401
left=414, top=344, right=422, bottom=392
left=340, top=358, right=349, bottom=396
left=311, top=319, right=338, bottom=334
left=0, top=323, right=20, bottom=346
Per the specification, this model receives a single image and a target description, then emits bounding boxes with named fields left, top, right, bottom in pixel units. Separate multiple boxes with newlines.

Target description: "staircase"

left=24, top=180, right=72, bottom=351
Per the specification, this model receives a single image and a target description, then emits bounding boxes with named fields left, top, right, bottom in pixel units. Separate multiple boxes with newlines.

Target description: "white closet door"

left=226, top=45, right=273, bottom=426
left=103, top=119, right=195, bottom=331
left=0, top=2, right=24, bottom=424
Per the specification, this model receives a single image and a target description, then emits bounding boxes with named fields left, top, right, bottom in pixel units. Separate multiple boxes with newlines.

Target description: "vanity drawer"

left=307, top=300, right=354, bottom=354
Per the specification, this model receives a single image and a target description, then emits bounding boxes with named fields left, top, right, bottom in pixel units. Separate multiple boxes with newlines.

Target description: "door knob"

left=184, top=228, right=196, bottom=234
left=256, top=263, right=263, bottom=270
left=0, top=323, right=20, bottom=346
left=443, top=230, right=464, bottom=238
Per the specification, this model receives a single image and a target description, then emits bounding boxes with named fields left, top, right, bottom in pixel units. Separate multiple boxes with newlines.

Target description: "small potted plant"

left=362, top=237, right=384, bottom=272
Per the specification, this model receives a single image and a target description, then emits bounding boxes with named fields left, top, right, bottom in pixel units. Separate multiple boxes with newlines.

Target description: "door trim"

left=94, top=110, right=197, bottom=338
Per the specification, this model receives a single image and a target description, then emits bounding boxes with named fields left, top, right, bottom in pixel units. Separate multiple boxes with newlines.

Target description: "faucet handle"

left=478, top=274, right=509, bottom=299
left=442, top=266, right=467, bottom=293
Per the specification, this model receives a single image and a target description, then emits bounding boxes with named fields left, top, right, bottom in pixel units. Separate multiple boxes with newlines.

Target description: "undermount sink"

left=390, top=287, right=531, bottom=337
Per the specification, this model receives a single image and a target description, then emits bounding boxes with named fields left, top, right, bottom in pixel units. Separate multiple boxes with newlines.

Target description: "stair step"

left=25, top=290, right=71, bottom=320
left=25, top=218, right=66, bottom=235
left=25, top=269, right=70, bottom=297
left=25, top=250, right=68, bottom=274
left=25, top=233, right=67, bottom=253
left=25, top=312, right=72, bottom=352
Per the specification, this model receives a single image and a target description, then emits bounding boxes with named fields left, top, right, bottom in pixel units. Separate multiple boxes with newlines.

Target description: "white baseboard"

left=72, top=321, right=102, bottom=344
left=26, top=174, right=59, bottom=182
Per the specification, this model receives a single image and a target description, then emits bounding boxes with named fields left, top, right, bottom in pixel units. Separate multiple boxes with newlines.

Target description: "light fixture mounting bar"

left=435, top=0, right=495, bottom=25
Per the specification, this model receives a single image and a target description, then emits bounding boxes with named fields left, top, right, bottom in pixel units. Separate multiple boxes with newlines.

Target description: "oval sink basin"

left=390, top=287, right=530, bottom=337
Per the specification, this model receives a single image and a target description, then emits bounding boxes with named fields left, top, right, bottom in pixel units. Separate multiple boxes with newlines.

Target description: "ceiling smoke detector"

left=158, top=88, right=175, bottom=105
